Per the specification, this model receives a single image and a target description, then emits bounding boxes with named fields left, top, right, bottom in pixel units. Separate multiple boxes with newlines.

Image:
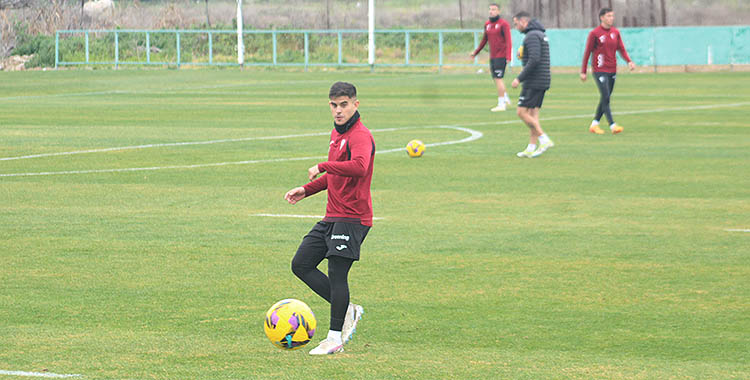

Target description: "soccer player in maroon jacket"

left=581, top=7, right=636, bottom=135
left=284, top=81, right=374, bottom=355
left=470, top=3, right=513, bottom=112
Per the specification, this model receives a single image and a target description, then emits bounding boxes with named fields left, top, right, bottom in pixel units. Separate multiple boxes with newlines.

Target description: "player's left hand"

left=308, top=164, right=321, bottom=181
left=628, top=61, right=636, bottom=71
left=511, top=78, right=520, bottom=88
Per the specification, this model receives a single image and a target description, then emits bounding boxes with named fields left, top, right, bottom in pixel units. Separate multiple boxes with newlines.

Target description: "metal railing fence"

left=54, top=26, right=750, bottom=70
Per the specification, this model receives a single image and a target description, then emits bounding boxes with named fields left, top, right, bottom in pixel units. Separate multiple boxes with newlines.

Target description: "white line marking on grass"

left=0, top=74, right=434, bottom=102
left=254, top=213, right=384, bottom=220
left=2, top=101, right=746, bottom=177
left=0, top=131, right=335, bottom=161
left=0, top=369, right=82, bottom=378
left=725, top=229, right=750, bottom=232
left=0, top=126, right=481, bottom=177
left=461, top=102, right=750, bottom=128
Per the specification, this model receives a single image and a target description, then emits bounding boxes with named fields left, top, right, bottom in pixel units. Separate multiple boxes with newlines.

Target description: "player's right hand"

left=284, top=187, right=306, bottom=205
left=580, top=73, right=587, bottom=82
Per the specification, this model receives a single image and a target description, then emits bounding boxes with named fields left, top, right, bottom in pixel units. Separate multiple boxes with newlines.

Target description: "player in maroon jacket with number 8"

left=285, top=82, right=374, bottom=355
left=581, top=7, right=636, bottom=135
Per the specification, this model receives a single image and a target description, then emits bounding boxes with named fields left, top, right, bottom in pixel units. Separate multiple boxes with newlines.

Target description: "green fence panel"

left=55, top=26, right=750, bottom=69
left=620, top=28, right=655, bottom=66
left=731, top=26, right=750, bottom=64
left=654, top=26, right=732, bottom=65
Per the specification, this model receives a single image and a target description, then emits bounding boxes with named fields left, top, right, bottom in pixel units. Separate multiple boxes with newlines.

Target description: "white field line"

left=725, top=229, right=750, bottom=232
left=254, top=213, right=384, bottom=220
left=2, top=101, right=747, bottom=178
left=0, top=131, right=336, bottom=161
left=0, top=369, right=81, bottom=378
left=0, top=126, right=481, bottom=178
left=0, top=74, right=436, bottom=102
left=459, top=102, right=750, bottom=128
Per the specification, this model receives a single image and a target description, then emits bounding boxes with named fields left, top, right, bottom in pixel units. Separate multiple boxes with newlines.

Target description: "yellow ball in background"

left=406, top=139, right=426, bottom=158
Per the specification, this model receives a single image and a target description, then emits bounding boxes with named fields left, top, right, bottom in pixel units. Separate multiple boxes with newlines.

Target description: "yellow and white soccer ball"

left=264, top=299, right=317, bottom=350
left=405, top=139, right=426, bottom=158
left=517, top=45, right=524, bottom=59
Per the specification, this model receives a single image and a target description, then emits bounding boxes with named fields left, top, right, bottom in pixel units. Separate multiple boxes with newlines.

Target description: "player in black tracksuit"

left=511, top=12, right=555, bottom=158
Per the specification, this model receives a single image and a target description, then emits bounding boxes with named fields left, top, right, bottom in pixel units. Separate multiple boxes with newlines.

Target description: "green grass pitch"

left=0, top=68, right=748, bottom=379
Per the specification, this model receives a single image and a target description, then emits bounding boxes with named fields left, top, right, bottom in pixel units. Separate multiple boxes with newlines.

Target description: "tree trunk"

left=660, top=0, right=667, bottom=25
left=204, top=0, right=211, bottom=28
left=458, top=0, right=463, bottom=29
left=581, top=0, right=588, bottom=28
left=539, top=0, right=544, bottom=19
left=325, top=0, right=330, bottom=29
left=649, top=0, right=656, bottom=25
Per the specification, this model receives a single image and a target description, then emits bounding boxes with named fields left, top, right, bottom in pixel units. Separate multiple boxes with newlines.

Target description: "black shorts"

left=517, top=87, right=546, bottom=108
left=297, top=221, right=370, bottom=261
left=490, top=58, right=507, bottom=79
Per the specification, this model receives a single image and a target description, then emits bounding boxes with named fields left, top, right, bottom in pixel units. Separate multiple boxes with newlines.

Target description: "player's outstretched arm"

left=284, top=187, right=306, bottom=205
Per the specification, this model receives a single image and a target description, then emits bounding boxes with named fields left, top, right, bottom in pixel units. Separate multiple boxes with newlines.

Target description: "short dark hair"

left=329, top=81, right=357, bottom=99
left=489, top=3, right=500, bottom=8
left=513, top=11, right=531, bottom=20
left=599, top=7, right=613, bottom=17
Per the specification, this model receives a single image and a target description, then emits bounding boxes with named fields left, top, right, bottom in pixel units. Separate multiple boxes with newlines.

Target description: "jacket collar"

left=334, top=111, right=360, bottom=134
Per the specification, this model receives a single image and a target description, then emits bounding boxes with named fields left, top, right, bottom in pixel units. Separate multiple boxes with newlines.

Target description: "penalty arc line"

left=3, top=101, right=747, bottom=162
left=0, top=369, right=82, bottom=378
left=0, top=126, right=482, bottom=178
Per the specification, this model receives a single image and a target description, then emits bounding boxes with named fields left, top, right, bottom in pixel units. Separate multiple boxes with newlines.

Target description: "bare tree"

left=0, top=0, right=32, bottom=9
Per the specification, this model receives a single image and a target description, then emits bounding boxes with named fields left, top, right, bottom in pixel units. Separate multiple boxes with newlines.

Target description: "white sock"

left=526, top=144, right=537, bottom=152
left=610, top=123, right=617, bottom=130
left=504, top=92, right=510, bottom=101
left=498, top=96, right=504, bottom=105
left=592, top=120, right=600, bottom=126
left=538, top=134, right=550, bottom=145
left=327, top=330, right=342, bottom=344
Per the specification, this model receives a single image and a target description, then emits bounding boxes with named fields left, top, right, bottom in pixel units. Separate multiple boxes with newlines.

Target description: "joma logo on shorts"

left=331, top=234, right=350, bottom=241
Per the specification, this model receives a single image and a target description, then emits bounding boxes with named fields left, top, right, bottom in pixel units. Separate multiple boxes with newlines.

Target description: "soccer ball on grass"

left=264, top=299, right=317, bottom=350
left=405, top=139, right=426, bottom=158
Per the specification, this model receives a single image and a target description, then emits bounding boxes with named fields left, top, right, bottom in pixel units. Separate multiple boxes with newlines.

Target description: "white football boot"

left=341, top=303, right=364, bottom=344
left=309, top=338, right=344, bottom=355
left=531, top=140, right=555, bottom=157
left=491, top=103, right=507, bottom=112
left=516, top=148, right=534, bottom=158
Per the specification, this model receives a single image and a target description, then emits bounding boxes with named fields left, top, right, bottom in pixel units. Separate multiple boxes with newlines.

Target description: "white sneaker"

left=516, top=149, right=534, bottom=158
left=531, top=140, right=555, bottom=157
left=341, top=303, right=364, bottom=344
left=491, top=103, right=506, bottom=112
left=308, top=338, right=344, bottom=355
